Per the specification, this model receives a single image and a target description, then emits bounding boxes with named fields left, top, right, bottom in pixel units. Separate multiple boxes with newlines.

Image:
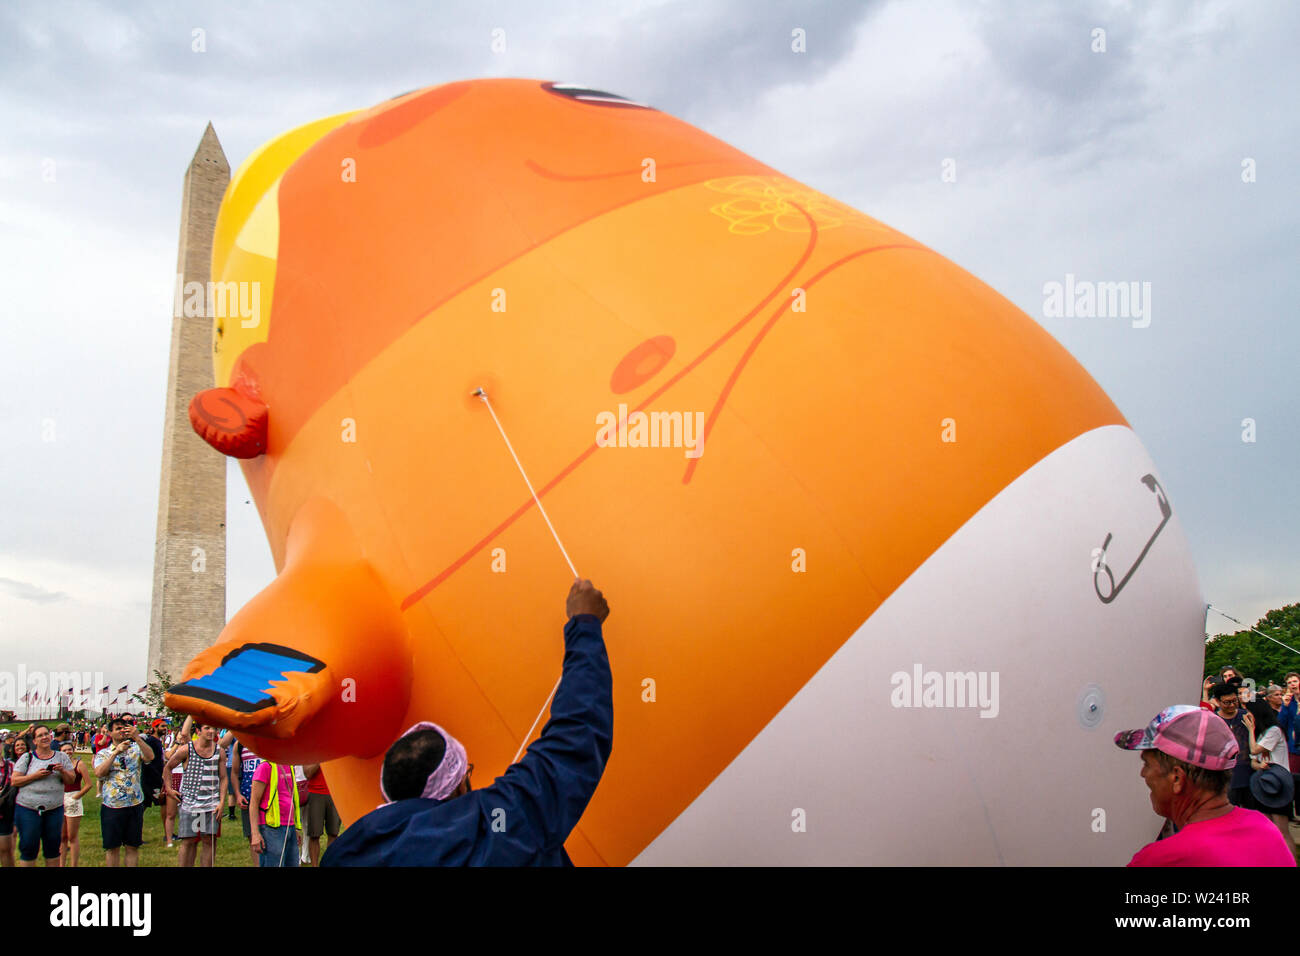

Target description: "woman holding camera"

left=10, top=725, right=76, bottom=866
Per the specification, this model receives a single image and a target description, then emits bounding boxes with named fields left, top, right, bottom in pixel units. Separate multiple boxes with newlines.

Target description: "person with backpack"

left=11, top=724, right=76, bottom=866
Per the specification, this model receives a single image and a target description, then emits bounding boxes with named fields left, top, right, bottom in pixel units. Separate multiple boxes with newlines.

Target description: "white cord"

left=473, top=388, right=578, bottom=577
left=1207, top=603, right=1300, bottom=657
left=472, top=387, right=576, bottom=766
left=277, top=766, right=291, bottom=867
left=511, top=677, right=562, bottom=765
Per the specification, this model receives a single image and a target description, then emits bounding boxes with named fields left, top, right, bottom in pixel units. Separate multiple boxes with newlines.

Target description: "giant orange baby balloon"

left=167, top=79, right=1203, bottom=865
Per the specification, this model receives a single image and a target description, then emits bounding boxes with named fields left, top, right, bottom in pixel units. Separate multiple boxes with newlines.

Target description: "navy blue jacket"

left=1278, top=698, right=1299, bottom=756
left=321, top=614, right=611, bottom=866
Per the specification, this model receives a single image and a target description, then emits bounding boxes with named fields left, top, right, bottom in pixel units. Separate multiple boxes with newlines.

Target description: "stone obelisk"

left=147, top=124, right=230, bottom=684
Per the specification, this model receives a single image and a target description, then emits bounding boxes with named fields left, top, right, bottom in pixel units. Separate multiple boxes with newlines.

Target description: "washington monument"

left=147, top=124, right=229, bottom=684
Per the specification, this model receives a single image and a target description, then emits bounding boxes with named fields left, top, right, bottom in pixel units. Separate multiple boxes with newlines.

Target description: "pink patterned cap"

left=379, top=721, right=469, bottom=804
left=1113, top=705, right=1238, bottom=771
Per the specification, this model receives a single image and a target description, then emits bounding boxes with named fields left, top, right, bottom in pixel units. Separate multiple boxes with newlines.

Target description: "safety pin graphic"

left=1093, top=474, right=1172, bottom=605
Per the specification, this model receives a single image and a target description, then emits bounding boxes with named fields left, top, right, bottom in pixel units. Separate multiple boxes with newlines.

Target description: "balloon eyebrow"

left=610, top=336, right=676, bottom=394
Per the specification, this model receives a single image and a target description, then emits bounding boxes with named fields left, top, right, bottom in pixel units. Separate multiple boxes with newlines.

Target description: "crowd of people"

left=0, top=713, right=340, bottom=868
left=1, top=582, right=1291, bottom=868
left=1199, top=669, right=1300, bottom=830
left=1117, top=666, right=1299, bottom=866
left=1, top=579, right=616, bottom=869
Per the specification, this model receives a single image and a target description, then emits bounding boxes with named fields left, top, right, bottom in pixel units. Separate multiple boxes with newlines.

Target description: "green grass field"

left=4, top=732, right=341, bottom=867
left=64, top=786, right=262, bottom=868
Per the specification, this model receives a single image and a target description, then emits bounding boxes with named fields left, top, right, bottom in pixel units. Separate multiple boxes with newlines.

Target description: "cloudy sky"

left=1, top=0, right=1296, bottom=697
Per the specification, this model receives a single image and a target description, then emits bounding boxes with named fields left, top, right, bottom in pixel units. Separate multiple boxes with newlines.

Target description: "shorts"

left=178, top=808, right=222, bottom=839
left=15, top=804, right=64, bottom=860
left=101, top=803, right=145, bottom=850
left=63, top=793, right=84, bottom=818
left=306, top=792, right=340, bottom=839
left=0, top=812, right=12, bottom=837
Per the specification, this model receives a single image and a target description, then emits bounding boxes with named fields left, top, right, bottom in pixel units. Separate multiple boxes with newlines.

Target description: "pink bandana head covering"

left=379, top=721, right=469, bottom=804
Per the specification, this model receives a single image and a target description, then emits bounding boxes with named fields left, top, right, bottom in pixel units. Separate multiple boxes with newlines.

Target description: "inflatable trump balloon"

left=166, top=79, right=1203, bottom=865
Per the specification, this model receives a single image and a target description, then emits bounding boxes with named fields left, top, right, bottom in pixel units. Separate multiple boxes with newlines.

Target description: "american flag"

left=117, top=684, right=129, bottom=694
left=100, top=685, right=110, bottom=694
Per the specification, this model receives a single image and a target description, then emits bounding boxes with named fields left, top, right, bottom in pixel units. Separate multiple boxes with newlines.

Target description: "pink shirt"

left=1128, top=807, right=1296, bottom=866
left=252, top=762, right=297, bottom=828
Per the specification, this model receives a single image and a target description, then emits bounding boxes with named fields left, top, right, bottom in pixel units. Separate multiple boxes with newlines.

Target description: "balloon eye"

left=610, top=336, right=676, bottom=394
left=542, top=82, right=653, bottom=110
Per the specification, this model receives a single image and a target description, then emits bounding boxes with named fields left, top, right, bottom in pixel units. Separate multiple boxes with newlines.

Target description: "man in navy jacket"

left=1278, top=672, right=1300, bottom=818
left=322, top=579, right=612, bottom=866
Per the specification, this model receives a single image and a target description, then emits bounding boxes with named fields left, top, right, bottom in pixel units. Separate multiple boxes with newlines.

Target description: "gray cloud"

left=0, top=577, right=70, bottom=604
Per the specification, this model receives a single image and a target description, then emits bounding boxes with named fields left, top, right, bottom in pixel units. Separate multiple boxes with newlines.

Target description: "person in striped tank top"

left=163, top=717, right=228, bottom=867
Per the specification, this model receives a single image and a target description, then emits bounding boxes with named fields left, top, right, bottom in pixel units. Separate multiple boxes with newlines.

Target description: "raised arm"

left=477, top=580, right=613, bottom=860
left=132, top=727, right=154, bottom=764
left=94, top=744, right=122, bottom=779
